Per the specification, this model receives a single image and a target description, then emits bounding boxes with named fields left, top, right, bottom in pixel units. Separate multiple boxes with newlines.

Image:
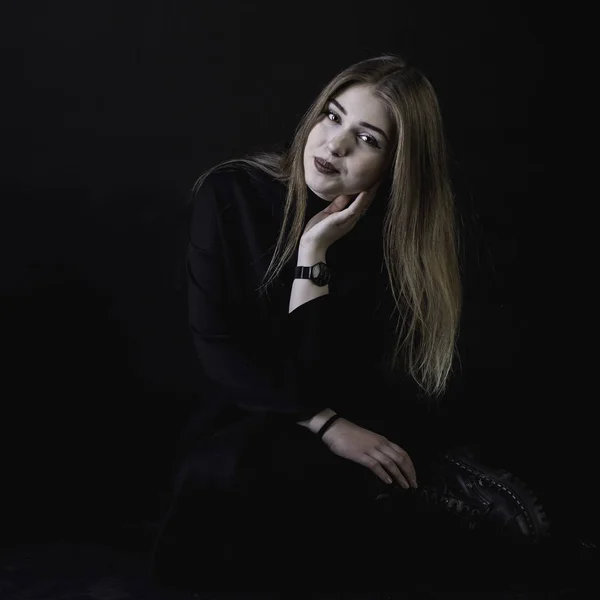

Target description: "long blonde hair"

left=191, top=54, right=461, bottom=399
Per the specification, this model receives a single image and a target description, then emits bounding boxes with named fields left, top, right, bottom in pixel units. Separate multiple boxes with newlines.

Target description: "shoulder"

left=199, top=161, right=282, bottom=197
left=194, top=161, right=286, bottom=220
left=187, top=161, right=291, bottom=277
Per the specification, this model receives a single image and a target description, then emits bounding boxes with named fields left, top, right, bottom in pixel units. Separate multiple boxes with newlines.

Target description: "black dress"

left=150, top=163, right=451, bottom=587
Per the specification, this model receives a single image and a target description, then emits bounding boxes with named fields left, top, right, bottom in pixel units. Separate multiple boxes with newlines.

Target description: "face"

left=303, top=84, right=395, bottom=202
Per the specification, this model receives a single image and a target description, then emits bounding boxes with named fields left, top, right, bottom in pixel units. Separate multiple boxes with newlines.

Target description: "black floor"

left=0, top=522, right=598, bottom=599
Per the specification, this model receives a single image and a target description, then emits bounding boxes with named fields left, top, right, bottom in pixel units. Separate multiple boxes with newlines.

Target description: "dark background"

left=0, top=0, right=592, bottom=547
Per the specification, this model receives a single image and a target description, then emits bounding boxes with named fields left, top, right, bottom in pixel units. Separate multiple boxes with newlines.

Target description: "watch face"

left=312, top=262, right=330, bottom=286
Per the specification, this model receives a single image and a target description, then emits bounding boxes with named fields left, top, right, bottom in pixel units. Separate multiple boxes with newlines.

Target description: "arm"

left=288, top=244, right=329, bottom=313
left=289, top=243, right=336, bottom=430
left=187, top=172, right=340, bottom=423
left=296, top=407, right=337, bottom=433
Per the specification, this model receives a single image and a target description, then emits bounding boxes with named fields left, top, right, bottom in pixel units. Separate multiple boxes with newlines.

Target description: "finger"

left=342, top=191, right=371, bottom=219
left=357, top=186, right=379, bottom=212
left=386, top=443, right=418, bottom=488
left=362, top=455, right=396, bottom=485
left=336, top=187, right=377, bottom=221
left=329, top=195, right=351, bottom=213
left=368, top=448, right=411, bottom=489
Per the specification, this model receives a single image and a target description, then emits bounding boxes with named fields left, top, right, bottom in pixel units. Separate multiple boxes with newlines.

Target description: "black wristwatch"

left=294, top=261, right=331, bottom=287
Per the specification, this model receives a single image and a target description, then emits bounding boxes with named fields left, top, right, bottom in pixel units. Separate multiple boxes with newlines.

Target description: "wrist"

left=307, top=408, right=337, bottom=434
left=320, top=417, right=342, bottom=443
left=297, top=244, right=327, bottom=265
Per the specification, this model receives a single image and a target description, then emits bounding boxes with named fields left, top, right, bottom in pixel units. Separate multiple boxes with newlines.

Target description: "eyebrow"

left=329, top=98, right=389, bottom=143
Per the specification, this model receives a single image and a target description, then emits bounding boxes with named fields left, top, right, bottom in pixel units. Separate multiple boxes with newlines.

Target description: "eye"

left=359, top=133, right=380, bottom=148
left=321, top=109, right=381, bottom=149
left=323, top=109, right=339, bottom=123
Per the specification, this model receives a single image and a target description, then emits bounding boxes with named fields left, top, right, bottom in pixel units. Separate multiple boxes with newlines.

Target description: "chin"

left=307, top=176, right=336, bottom=195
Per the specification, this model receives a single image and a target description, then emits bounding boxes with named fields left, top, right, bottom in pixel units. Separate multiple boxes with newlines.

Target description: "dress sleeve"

left=186, top=171, right=340, bottom=423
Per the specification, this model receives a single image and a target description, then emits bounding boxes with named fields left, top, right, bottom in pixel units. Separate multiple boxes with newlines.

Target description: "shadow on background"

left=0, top=181, right=199, bottom=543
left=0, top=0, right=596, bottom=569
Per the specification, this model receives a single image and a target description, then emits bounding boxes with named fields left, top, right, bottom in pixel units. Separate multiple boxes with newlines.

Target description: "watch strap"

left=295, top=265, right=313, bottom=279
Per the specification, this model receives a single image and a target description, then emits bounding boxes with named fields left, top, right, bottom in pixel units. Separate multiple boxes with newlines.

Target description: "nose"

left=326, top=133, right=350, bottom=157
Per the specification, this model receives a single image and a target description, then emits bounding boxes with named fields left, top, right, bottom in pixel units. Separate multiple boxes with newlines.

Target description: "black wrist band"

left=317, top=414, right=341, bottom=441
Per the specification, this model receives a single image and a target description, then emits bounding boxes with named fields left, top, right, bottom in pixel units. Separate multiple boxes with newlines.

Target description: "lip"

left=314, top=157, right=339, bottom=174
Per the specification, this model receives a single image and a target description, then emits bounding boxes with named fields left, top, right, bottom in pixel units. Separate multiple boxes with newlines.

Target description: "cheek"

left=304, top=131, right=315, bottom=154
left=308, top=123, right=327, bottom=145
left=354, top=157, right=384, bottom=179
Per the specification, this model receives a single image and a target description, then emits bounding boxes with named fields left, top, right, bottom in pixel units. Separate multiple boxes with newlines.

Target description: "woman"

left=150, top=54, right=548, bottom=592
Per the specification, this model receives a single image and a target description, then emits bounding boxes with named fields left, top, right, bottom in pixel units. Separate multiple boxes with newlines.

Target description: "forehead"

left=332, top=84, right=392, bottom=131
